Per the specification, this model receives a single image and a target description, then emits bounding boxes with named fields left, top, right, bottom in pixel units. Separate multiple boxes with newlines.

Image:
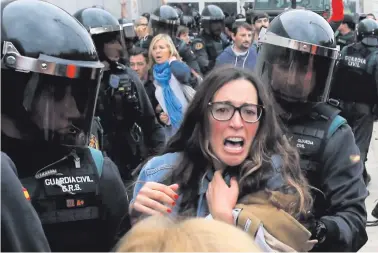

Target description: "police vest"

left=20, top=147, right=105, bottom=251
left=203, top=34, right=228, bottom=63
left=331, top=43, right=378, bottom=104
left=287, top=103, right=347, bottom=216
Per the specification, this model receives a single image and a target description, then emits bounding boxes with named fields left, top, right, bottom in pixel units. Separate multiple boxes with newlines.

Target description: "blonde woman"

left=148, top=34, right=192, bottom=137
left=115, top=216, right=262, bottom=252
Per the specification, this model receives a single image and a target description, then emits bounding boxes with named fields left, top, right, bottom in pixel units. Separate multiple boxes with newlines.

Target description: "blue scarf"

left=153, top=61, right=183, bottom=129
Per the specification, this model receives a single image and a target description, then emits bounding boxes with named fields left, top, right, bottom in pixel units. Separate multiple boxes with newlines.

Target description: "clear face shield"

left=2, top=41, right=104, bottom=146
left=90, top=25, right=128, bottom=64
left=150, top=14, right=180, bottom=38
left=257, top=32, right=339, bottom=103
left=121, top=23, right=136, bottom=40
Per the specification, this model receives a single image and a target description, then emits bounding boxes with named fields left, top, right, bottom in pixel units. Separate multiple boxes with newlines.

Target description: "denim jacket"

left=131, top=152, right=284, bottom=218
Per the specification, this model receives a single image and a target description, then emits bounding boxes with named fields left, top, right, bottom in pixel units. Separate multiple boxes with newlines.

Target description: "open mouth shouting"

left=223, top=136, right=245, bottom=154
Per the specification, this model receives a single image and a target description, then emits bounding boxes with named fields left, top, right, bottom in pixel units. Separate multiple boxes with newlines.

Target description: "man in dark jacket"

left=255, top=8, right=368, bottom=252
left=336, top=14, right=356, bottom=50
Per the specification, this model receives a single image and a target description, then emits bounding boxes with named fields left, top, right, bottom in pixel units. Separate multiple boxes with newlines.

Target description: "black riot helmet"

left=174, top=6, right=184, bottom=20
left=356, top=18, right=378, bottom=46
left=246, top=9, right=255, bottom=25
left=201, top=5, right=225, bottom=38
left=255, top=9, right=338, bottom=106
left=235, top=14, right=246, bottom=25
left=119, top=18, right=136, bottom=40
left=1, top=0, right=104, bottom=146
left=181, top=15, right=194, bottom=29
left=73, top=7, right=127, bottom=64
left=119, top=18, right=137, bottom=52
left=192, top=9, right=201, bottom=30
left=150, top=5, right=180, bottom=38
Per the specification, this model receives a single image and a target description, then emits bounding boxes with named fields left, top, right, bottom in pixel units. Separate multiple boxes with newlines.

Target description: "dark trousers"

left=339, top=102, right=374, bottom=175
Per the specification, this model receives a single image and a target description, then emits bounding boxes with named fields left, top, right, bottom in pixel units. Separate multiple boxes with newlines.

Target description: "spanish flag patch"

left=350, top=154, right=361, bottom=163
left=23, top=187, right=30, bottom=201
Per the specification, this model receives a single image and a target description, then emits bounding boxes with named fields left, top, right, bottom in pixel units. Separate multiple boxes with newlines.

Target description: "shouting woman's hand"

left=206, top=171, right=239, bottom=224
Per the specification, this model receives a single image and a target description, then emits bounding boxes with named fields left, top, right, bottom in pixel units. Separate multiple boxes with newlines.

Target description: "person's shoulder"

left=192, top=37, right=206, bottom=52
left=1, top=152, right=17, bottom=175
left=265, top=154, right=285, bottom=190
left=138, top=152, right=182, bottom=179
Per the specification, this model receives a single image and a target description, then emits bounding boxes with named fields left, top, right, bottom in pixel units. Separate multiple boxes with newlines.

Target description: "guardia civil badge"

left=194, top=42, right=203, bottom=50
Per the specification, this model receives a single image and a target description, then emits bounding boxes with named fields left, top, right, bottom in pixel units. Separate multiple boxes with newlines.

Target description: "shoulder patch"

left=89, top=134, right=99, bottom=150
left=194, top=42, right=204, bottom=50
left=22, top=187, right=30, bottom=201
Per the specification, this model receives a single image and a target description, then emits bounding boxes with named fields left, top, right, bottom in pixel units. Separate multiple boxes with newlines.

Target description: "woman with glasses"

left=129, top=66, right=313, bottom=249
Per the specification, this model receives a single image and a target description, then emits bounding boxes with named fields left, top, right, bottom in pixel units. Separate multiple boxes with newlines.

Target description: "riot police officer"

left=192, top=5, right=230, bottom=75
left=330, top=18, right=378, bottom=186
left=255, top=9, right=368, bottom=251
left=150, top=5, right=202, bottom=77
left=119, top=18, right=137, bottom=55
left=1, top=0, right=130, bottom=251
left=192, top=10, right=202, bottom=37
left=73, top=7, right=165, bottom=182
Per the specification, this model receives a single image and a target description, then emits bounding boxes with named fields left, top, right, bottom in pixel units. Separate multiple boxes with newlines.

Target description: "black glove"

left=309, top=220, right=328, bottom=244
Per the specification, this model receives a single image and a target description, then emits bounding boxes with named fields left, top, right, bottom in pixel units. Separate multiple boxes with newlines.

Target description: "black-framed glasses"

left=208, top=102, right=264, bottom=123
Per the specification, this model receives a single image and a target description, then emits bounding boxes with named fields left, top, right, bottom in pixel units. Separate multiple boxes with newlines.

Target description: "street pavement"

left=360, top=122, right=378, bottom=252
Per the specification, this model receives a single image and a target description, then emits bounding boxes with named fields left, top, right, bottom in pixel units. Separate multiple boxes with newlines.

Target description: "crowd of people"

left=1, top=0, right=378, bottom=251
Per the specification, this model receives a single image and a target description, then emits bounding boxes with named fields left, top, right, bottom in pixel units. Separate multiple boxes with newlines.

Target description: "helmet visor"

left=122, top=23, right=136, bottom=39
left=23, top=73, right=101, bottom=146
left=150, top=19, right=178, bottom=37
left=257, top=33, right=338, bottom=103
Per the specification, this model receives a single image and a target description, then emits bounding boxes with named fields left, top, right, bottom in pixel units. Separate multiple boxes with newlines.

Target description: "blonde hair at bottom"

left=115, top=216, right=262, bottom=252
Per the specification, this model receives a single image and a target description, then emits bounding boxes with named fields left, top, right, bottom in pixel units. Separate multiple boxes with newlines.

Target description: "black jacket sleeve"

left=192, top=38, right=210, bottom=75
left=99, top=157, right=131, bottom=249
left=129, top=69, right=165, bottom=154
left=315, top=124, right=368, bottom=252
left=1, top=152, right=51, bottom=252
left=179, top=42, right=202, bottom=76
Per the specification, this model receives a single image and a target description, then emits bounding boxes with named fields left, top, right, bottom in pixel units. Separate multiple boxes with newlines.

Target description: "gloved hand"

left=309, top=220, right=328, bottom=243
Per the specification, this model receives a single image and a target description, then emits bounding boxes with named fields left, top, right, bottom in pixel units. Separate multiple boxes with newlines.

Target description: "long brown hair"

left=161, top=66, right=312, bottom=219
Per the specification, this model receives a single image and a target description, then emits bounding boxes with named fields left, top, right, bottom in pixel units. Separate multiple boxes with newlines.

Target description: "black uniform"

left=1, top=1, right=130, bottom=251
left=98, top=65, right=166, bottom=180
left=149, top=5, right=202, bottom=76
left=335, top=14, right=356, bottom=50
left=74, top=8, right=165, bottom=181
left=74, top=7, right=165, bottom=182
left=256, top=9, right=368, bottom=252
left=336, top=31, right=355, bottom=50
left=1, top=152, right=51, bottom=252
left=330, top=18, right=378, bottom=184
left=192, top=5, right=230, bottom=75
